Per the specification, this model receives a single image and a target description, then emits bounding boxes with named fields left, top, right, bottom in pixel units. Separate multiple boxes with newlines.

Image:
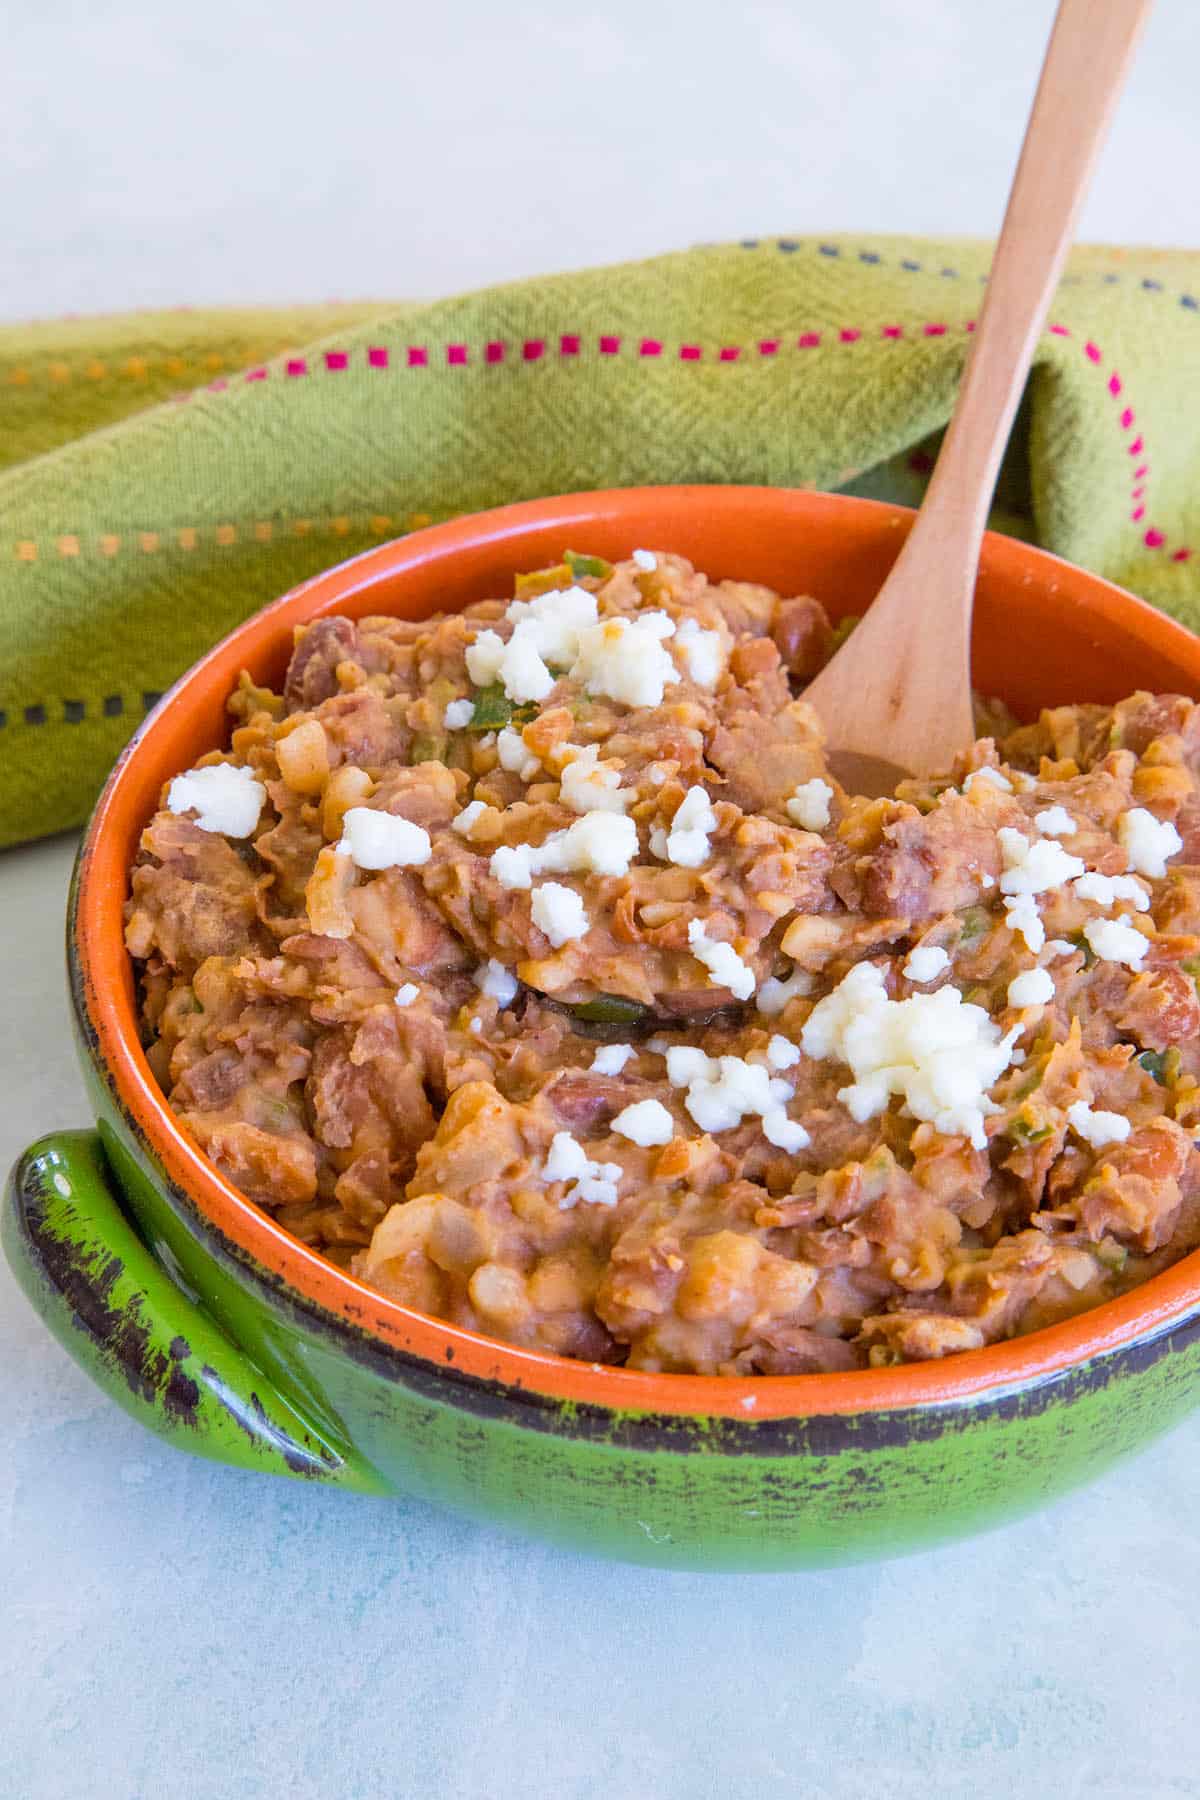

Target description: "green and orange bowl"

left=8, top=486, right=1200, bottom=1570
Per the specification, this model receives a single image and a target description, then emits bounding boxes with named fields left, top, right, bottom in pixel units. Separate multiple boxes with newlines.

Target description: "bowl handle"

left=4, top=1130, right=385, bottom=1493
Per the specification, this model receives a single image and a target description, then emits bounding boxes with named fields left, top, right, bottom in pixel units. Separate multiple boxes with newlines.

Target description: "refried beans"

left=125, top=550, right=1200, bottom=1373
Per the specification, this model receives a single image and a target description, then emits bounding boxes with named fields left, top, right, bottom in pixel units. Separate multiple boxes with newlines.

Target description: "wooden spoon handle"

left=804, top=0, right=1151, bottom=784
left=916, top=0, right=1152, bottom=567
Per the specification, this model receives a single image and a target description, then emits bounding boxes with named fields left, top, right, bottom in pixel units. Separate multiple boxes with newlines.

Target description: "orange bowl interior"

left=75, top=486, right=1200, bottom=1418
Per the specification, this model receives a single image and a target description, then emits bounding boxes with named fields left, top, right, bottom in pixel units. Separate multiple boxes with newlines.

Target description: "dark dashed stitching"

left=734, top=240, right=1198, bottom=311
left=4, top=691, right=166, bottom=727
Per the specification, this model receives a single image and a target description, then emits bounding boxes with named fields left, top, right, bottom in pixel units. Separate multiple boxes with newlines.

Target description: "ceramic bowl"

left=8, top=485, right=1200, bottom=1570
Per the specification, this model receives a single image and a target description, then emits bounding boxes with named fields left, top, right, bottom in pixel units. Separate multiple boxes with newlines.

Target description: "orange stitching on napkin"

left=7, top=508, right=446, bottom=564
left=7, top=319, right=1191, bottom=565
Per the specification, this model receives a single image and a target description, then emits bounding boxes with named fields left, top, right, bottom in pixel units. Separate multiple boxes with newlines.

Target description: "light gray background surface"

left=4, top=4, right=1200, bottom=1796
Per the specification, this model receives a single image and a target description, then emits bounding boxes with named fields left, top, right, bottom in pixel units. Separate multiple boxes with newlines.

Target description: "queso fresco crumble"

left=126, top=550, right=1200, bottom=1373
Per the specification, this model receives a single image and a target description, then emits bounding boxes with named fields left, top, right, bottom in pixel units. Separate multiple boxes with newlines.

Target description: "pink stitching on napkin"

left=140, top=319, right=1191, bottom=569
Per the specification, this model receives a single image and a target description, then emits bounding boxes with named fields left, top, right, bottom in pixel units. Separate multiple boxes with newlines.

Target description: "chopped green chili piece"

left=569, top=995, right=650, bottom=1026
left=830, top=613, right=860, bottom=651
left=514, top=563, right=573, bottom=599
left=1094, top=1240, right=1129, bottom=1272
left=467, top=685, right=538, bottom=732
left=563, top=550, right=612, bottom=581
left=1068, top=930, right=1097, bottom=969
left=1137, top=1046, right=1181, bottom=1086
left=958, top=906, right=991, bottom=946
left=409, top=733, right=446, bottom=765
left=1009, top=1113, right=1054, bottom=1147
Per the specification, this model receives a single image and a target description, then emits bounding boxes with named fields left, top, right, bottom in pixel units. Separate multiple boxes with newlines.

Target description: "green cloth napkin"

left=3, top=233, right=1199, bottom=851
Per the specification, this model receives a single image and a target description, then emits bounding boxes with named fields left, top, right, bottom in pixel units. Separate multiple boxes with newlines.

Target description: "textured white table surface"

left=5, top=4, right=1200, bottom=1796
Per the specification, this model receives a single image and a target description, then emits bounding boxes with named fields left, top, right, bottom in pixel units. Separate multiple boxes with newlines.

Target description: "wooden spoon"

left=804, top=0, right=1152, bottom=795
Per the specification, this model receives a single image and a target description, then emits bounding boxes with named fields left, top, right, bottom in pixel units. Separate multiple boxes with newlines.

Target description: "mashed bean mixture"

left=126, top=551, right=1200, bottom=1372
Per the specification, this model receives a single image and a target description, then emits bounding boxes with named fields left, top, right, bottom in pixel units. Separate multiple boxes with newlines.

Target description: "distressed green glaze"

left=9, top=1115, right=1200, bottom=1570
left=6, top=1132, right=385, bottom=1494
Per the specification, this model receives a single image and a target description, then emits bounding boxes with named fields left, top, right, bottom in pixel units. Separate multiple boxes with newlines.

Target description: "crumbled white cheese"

left=497, top=726, right=541, bottom=782
left=337, top=807, right=432, bottom=870
left=558, top=744, right=628, bottom=816
left=904, top=945, right=950, bottom=983
left=394, top=982, right=419, bottom=1008
left=673, top=617, right=726, bottom=689
left=1072, top=871, right=1151, bottom=913
left=530, top=881, right=591, bottom=948
left=1118, top=807, right=1183, bottom=879
left=981, top=873, right=996, bottom=889
left=466, top=585, right=600, bottom=705
left=655, top=785, right=717, bottom=868
left=507, top=584, right=598, bottom=665
left=1004, top=892, right=1045, bottom=955
left=762, top=1110, right=811, bottom=1152
left=611, top=1098, right=674, bottom=1147
left=570, top=612, right=679, bottom=710
left=474, top=958, right=518, bottom=1006
left=167, top=762, right=265, bottom=838
left=1034, top=805, right=1076, bottom=838
left=1043, top=938, right=1076, bottom=960
left=542, top=1131, right=623, bottom=1209
left=590, top=1043, right=635, bottom=1076
left=1083, top=915, right=1148, bottom=969
left=665, top=1046, right=714, bottom=1088
left=492, top=626, right=554, bottom=703
left=786, top=777, right=834, bottom=833
left=443, top=698, right=475, bottom=730
left=997, top=828, right=1085, bottom=896
left=687, top=919, right=756, bottom=1000
left=801, top=960, right=1018, bottom=1151
left=661, top=1043, right=807, bottom=1147
left=468, top=1016, right=484, bottom=1036
left=964, top=766, right=1012, bottom=794
left=756, top=966, right=814, bottom=1017
left=1066, top=1101, right=1132, bottom=1151
left=1007, top=967, right=1055, bottom=1008
left=676, top=1053, right=781, bottom=1131
left=490, top=812, right=639, bottom=889
left=453, top=800, right=488, bottom=837
left=631, top=549, right=657, bottom=571
left=464, top=628, right=505, bottom=688
left=646, top=762, right=672, bottom=787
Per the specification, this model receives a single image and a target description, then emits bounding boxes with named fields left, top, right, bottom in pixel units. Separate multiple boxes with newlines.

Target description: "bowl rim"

left=73, top=483, right=1200, bottom=1420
